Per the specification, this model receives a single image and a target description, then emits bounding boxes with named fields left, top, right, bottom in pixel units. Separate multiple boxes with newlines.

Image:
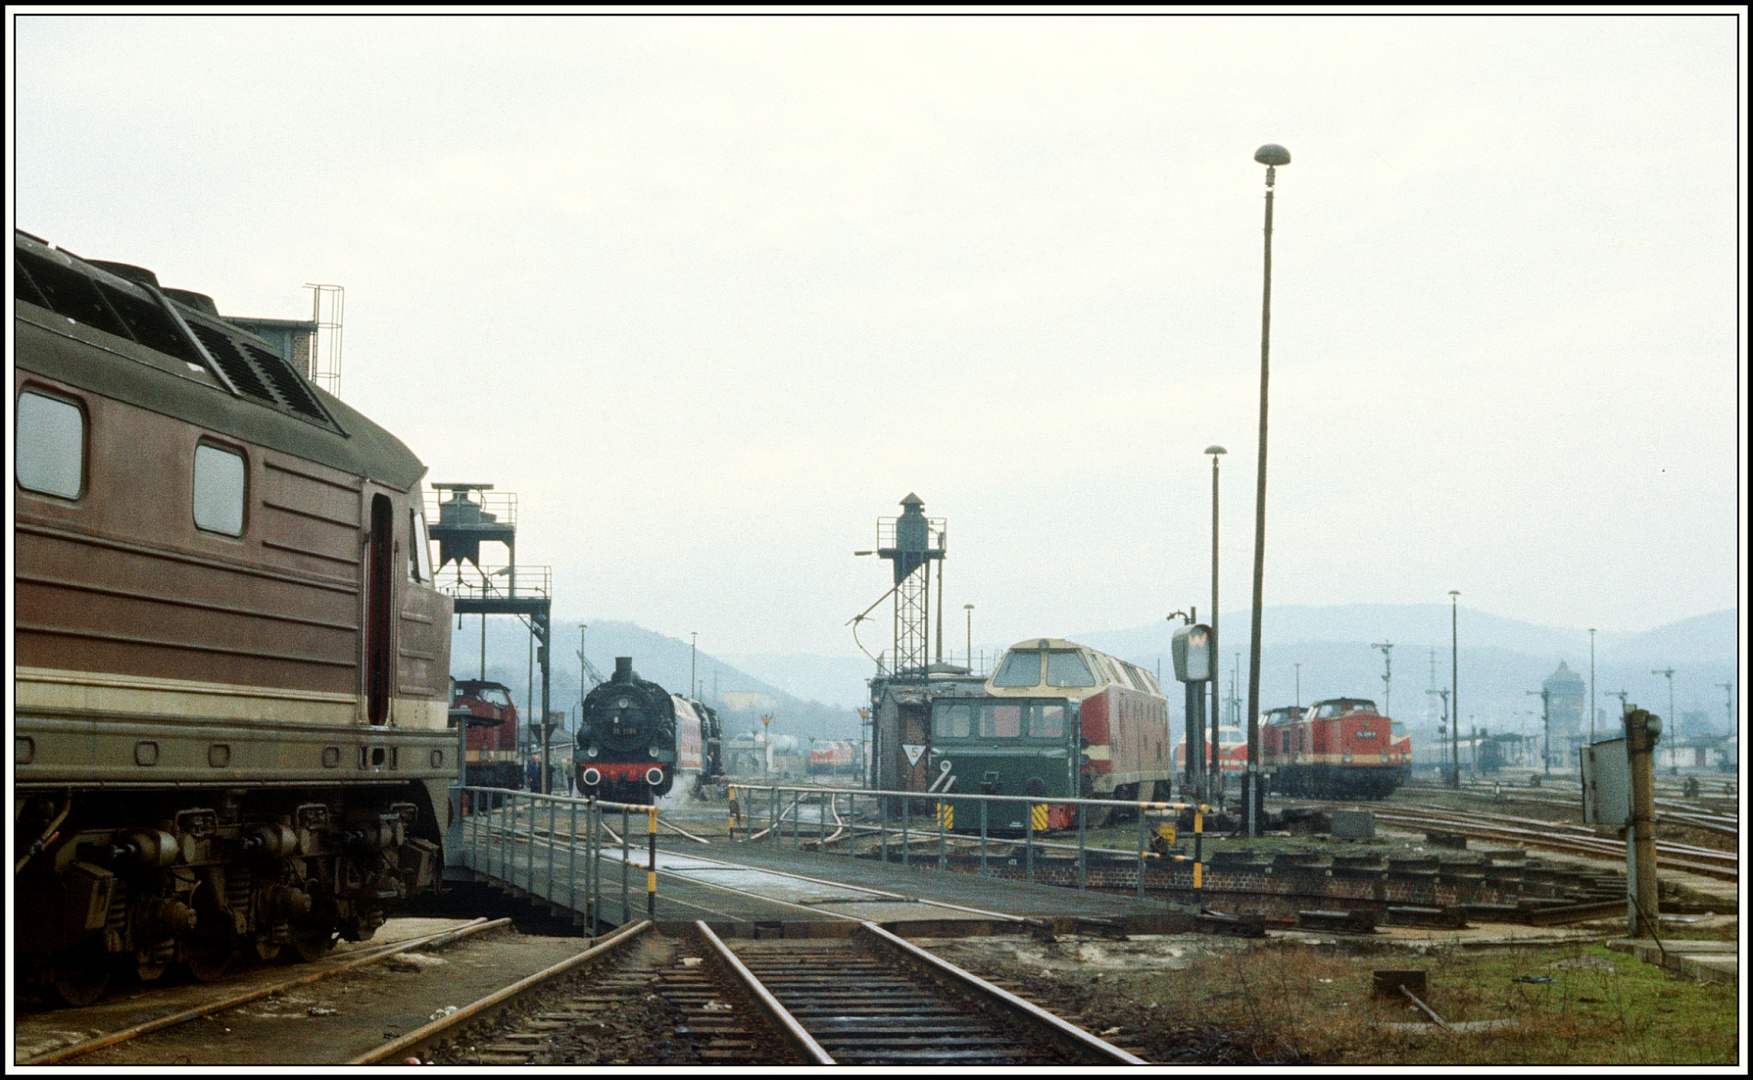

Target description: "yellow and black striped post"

left=1031, top=803, right=1049, bottom=831
left=936, top=801, right=953, bottom=829
left=647, top=806, right=658, bottom=919
left=727, top=785, right=740, bottom=840
left=1193, top=805, right=1205, bottom=892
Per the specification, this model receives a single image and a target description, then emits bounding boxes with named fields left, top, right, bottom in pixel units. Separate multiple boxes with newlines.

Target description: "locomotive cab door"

left=363, top=490, right=397, bottom=725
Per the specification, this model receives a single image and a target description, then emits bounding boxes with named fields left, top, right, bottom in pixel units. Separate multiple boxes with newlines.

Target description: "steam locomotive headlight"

left=586, top=745, right=599, bottom=758
left=649, top=746, right=661, bottom=759
left=646, top=767, right=664, bottom=786
left=582, top=767, right=602, bottom=786
left=617, top=698, right=630, bottom=710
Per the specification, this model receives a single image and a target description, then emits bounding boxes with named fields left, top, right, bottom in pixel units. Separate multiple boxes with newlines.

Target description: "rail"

left=725, top=782, right=1217, bottom=900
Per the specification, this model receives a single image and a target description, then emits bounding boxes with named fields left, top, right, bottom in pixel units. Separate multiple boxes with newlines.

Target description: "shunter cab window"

left=1045, top=650, right=1096, bottom=688
left=16, top=390, right=85, bottom=499
left=979, top=703, right=1023, bottom=738
left=1032, top=703, right=1066, bottom=738
left=933, top=703, right=972, bottom=739
left=192, top=443, right=246, bottom=536
left=992, top=650, right=1043, bottom=687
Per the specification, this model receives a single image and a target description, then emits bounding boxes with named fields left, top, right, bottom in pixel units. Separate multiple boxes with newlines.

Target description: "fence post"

left=1077, top=803, right=1087, bottom=891
left=980, top=799, right=988, bottom=877
left=549, top=796, right=558, bottom=903
left=881, top=796, right=890, bottom=864
left=621, top=805, right=630, bottom=924
left=647, top=806, right=658, bottom=921
left=1137, top=803, right=1147, bottom=900
left=902, top=796, right=910, bottom=868
left=1025, top=798, right=1034, bottom=884
left=569, top=799, right=578, bottom=916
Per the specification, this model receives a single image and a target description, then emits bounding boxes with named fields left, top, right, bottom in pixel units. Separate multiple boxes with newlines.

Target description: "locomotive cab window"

left=192, top=442, right=246, bottom=536
left=993, top=649, right=1043, bottom=687
left=408, top=508, right=434, bottom=582
left=16, top=390, right=86, bottom=499
left=933, top=703, right=972, bottom=738
left=1045, top=650, right=1096, bottom=688
left=979, top=703, right=1023, bottom=738
left=1031, top=703, right=1066, bottom=738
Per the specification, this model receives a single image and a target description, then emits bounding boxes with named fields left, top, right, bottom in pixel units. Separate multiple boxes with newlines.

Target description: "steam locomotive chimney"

left=614, top=656, right=633, bottom=682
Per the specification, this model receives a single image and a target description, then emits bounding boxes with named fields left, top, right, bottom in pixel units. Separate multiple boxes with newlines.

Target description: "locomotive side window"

left=993, top=649, right=1043, bottom=687
left=1045, top=650, right=1096, bottom=688
left=933, top=704, right=972, bottom=738
left=193, top=443, right=247, bottom=535
left=16, top=390, right=86, bottom=499
left=979, top=703, right=1023, bottom=738
left=1032, top=703, right=1066, bottom=738
left=407, top=508, right=434, bottom=582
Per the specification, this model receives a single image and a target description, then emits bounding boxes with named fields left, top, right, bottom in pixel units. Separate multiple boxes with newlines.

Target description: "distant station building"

left=1543, top=661, right=1586, bottom=762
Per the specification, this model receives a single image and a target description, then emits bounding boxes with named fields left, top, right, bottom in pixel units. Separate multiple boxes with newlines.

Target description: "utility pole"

left=1449, top=591, right=1460, bottom=789
left=1293, top=662, right=1300, bottom=710
left=1371, top=641, right=1393, bottom=719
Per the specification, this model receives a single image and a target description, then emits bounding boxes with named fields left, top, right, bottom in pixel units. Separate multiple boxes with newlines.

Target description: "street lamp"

left=1449, top=590, right=1460, bottom=789
left=1371, top=641, right=1394, bottom=720
left=1294, top=662, right=1301, bottom=710
left=1206, top=445, right=1226, bottom=802
left=691, top=632, right=698, bottom=702
left=1244, top=142, right=1290, bottom=839
left=964, top=604, right=974, bottom=671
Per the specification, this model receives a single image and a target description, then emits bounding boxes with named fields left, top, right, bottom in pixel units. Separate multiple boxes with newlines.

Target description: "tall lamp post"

left=691, top=632, right=698, bottom=701
left=1449, top=590, right=1460, bottom=789
left=1244, top=142, right=1290, bottom=838
left=1371, top=641, right=1394, bottom=720
left=1206, top=445, right=1226, bottom=801
left=964, top=604, right=974, bottom=671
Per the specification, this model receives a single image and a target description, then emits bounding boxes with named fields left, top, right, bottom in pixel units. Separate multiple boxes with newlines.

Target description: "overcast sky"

left=10, top=12, right=1744, bottom=661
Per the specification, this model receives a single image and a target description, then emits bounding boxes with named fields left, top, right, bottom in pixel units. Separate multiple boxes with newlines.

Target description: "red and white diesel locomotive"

left=450, top=679, right=522, bottom=792
left=1260, top=698, right=1411, bottom=799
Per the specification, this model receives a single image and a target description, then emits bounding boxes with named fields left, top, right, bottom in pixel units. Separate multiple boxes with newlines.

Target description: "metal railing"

left=726, top=783, right=1214, bottom=900
left=439, top=564, right=552, bottom=601
left=451, top=785, right=661, bottom=927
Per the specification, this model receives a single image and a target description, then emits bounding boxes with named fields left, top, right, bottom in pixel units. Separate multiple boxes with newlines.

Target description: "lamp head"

left=1205, top=445, right=1227, bottom=456
left=1254, top=144, right=1291, bottom=166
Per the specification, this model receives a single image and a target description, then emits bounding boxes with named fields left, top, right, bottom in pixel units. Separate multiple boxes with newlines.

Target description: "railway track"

left=19, top=918, right=509, bottom=1065
left=364, top=921, right=1144, bottom=1066
left=1370, top=804, right=1738, bottom=881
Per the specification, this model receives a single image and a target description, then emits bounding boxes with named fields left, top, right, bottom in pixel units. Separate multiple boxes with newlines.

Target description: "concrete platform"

left=1606, top=938, right=1740, bottom=985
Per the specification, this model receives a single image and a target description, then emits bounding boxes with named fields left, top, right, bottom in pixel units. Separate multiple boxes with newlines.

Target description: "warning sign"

left=902, top=744, right=925, bottom=767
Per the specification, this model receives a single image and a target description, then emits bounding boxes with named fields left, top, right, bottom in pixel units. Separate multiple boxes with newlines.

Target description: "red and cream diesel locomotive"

left=1261, top=698, right=1411, bottom=799
left=449, top=679, right=522, bottom=792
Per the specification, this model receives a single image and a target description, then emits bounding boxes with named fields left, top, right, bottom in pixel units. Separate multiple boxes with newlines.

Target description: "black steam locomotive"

left=575, top=657, right=679, bottom=804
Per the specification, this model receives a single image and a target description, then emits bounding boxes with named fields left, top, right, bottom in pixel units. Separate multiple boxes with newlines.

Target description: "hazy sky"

left=10, top=13, right=1744, bottom=660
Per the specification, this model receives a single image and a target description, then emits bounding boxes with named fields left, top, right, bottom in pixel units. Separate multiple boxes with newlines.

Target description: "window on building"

left=193, top=443, right=246, bottom=535
left=16, top=390, right=85, bottom=499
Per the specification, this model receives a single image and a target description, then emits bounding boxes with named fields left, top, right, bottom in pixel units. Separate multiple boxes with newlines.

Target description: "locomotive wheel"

left=184, top=936, right=235, bottom=982
left=289, top=927, right=339, bottom=963
left=49, top=962, right=112, bottom=1008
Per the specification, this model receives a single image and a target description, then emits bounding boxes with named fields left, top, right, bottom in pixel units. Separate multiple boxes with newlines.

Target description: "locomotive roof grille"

left=16, top=236, right=337, bottom=432
left=187, top=320, right=275, bottom=402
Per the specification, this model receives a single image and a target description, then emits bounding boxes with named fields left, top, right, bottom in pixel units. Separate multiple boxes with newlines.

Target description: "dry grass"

left=1104, top=940, right=1739, bottom=1066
